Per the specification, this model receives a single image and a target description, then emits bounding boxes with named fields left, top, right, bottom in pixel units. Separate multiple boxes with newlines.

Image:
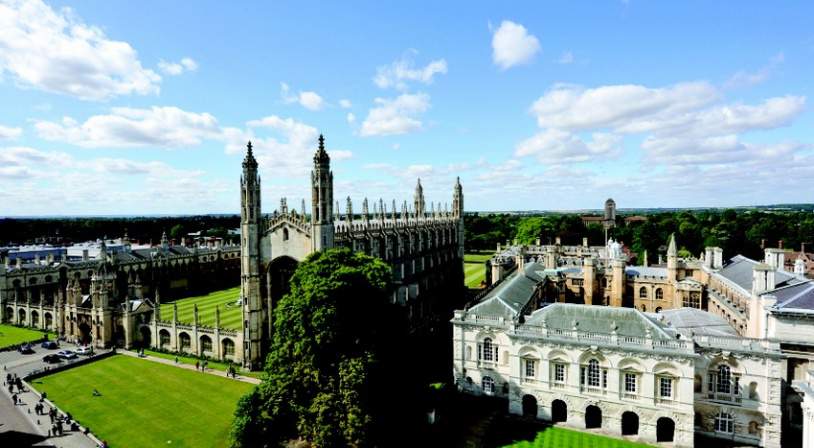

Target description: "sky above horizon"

left=1, top=0, right=813, bottom=216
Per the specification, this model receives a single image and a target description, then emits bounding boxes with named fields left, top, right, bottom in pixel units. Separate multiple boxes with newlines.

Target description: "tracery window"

left=655, top=288, right=664, bottom=300
left=639, top=287, right=648, bottom=298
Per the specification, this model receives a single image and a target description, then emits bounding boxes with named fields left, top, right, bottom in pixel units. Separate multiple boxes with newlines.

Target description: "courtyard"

left=0, top=323, right=48, bottom=349
left=31, top=354, right=253, bottom=447
left=159, top=286, right=242, bottom=330
left=464, top=251, right=491, bottom=289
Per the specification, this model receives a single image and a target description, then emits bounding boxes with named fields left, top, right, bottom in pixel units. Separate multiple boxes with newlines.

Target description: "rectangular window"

left=660, top=377, right=673, bottom=398
left=554, top=364, right=565, bottom=382
left=525, top=359, right=536, bottom=378
left=602, top=370, right=608, bottom=388
left=624, top=373, right=637, bottom=393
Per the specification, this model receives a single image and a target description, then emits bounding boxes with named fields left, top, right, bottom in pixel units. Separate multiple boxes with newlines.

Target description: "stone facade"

left=239, top=136, right=465, bottom=368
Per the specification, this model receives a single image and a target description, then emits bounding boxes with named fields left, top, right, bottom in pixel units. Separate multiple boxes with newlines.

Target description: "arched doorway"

left=622, top=411, right=639, bottom=435
left=200, top=335, right=213, bottom=354
left=44, top=312, right=53, bottom=330
left=657, top=417, right=675, bottom=442
left=522, top=395, right=537, bottom=419
left=159, top=329, right=171, bottom=349
left=78, top=322, right=92, bottom=345
left=585, top=405, right=602, bottom=429
left=268, top=256, right=299, bottom=302
left=31, top=310, right=40, bottom=327
left=179, top=332, right=191, bottom=352
left=18, top=308, right=26, bottom=325
left=140, top=326, right=151, bottom=347
left=222, top=338, right=235, bottom=357
left=551, top=400, right=567, bottom=423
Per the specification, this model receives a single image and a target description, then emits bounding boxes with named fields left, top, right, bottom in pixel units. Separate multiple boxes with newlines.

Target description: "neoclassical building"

left=453, top=261, right=784, bottom=447
left=239, top=136, right=465, bottom=368
left=0, top=235, right=241, bottom=358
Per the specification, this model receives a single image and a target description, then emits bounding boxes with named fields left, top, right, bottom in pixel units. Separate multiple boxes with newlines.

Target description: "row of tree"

left=465, top=209, right=814, bottom=263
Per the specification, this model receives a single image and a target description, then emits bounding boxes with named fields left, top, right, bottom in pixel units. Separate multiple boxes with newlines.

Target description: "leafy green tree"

left=230, top=248, right=419, bottom=448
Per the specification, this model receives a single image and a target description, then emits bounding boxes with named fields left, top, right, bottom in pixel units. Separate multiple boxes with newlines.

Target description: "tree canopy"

left=230, top=248, right=420, bottom=448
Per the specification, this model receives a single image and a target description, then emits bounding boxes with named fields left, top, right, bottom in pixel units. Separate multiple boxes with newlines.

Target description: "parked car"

left=41, top=340, right=58, bottom=349
left=18, top=343, right=35, bottom=354
left=75, top=346, right=92, bottom=356
left=56, top=350, right=77, bottom=359
left=43, top=354, right=62, bottom=364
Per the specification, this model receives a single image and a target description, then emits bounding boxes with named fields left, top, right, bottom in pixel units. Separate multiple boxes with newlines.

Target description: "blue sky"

left=0, top=0, right=812, bottom=216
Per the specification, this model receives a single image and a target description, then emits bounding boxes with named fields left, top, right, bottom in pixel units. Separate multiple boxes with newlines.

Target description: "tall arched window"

left=639, top=287, right=648, bottom=298
left=479, top=338, right=496, bottom=362
left=482, top=376, right=495, bottom=394
left=717, top=365, right=731, bottom=393
left=582, top=359, right=602, bottom=387
left=714, top=412, right=734, bottom=433
left=655, top=288, right=664, bottom=300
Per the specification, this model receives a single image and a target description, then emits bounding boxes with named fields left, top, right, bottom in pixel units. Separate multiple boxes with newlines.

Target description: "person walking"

left=195, top=361, right=200, bottom=371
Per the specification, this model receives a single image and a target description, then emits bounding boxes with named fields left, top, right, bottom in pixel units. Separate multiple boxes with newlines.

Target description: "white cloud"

left=0, top=124, right=22, bottom=140
left=515, top=129, right=622, bottom=163
left=0, top=0, right=161, bottom=101
left=280, top=82, right=324, bottom=111
left=360, top=93, right=431, bottom=137
left=530, top=82, right=718, bottom=131
left=491, top=20, right=541, bottom=70
left=339, top=99, right=352, bottom=109
left=557, top=51, right=574, bottom=64
left=373, top=51, right=448, bottom=90
left=158, top=57, right=198, bottom=76
left=34, top=106, right=224, bottom=148
left=346, top=112, right=356, bottom=124
left=724, top=52, right=784, bottom=89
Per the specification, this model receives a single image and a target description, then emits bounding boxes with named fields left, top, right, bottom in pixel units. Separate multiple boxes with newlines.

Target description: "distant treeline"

left=464, top=209, right=814, bottom=263
left=0, top=215, right=241, bottom=246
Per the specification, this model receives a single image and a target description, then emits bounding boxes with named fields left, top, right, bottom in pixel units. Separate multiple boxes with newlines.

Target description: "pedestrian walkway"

left=118, top=350, right=261, bottom=385
left=2, top=370, right=99, bottom=448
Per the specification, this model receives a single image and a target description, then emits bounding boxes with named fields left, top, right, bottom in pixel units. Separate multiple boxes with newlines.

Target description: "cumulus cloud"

left=373, top=51, right=448, bottom=90
left=724, top=52, right=784, bottom=89
left=158, top=57, right=198, bottom=76
left=280, top=82, right=325, bottom=111
left=346, top=112, right=356, bottom=124
left=0, top=0, right=161, bottom=101
left=515, top=130, right=622, bottom=163
left=518, top=79, right=807, bottom=168
left=491, top=20, right=541, bottom=70
left=34, top=106, right=225, bottom=148
left=0, top=124, right=22, bottom=140
left=339, top=99, right=352, bottom=109
left=360, top=93, right=431, bottom=137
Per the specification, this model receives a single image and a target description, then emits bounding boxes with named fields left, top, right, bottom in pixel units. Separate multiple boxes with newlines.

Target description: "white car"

left=57, top=350, right=77, bottom=359
left=75, top=346, right=92, bottom=355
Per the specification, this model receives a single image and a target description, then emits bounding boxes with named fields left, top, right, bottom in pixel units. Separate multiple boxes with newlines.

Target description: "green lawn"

left=0, top=324, right=47, bottom=349
left=138, top=348, right=263, bottom=379
left=501, top=426, right=653, bottom=448
left=33, top=355, right=253, bottom=448
left=160, top=287, right=242, bottom=330
left=464, top=251, right=492, bottom=289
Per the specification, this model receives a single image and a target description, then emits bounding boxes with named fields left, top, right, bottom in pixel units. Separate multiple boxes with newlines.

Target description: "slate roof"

left=767, top=281, right=814, bottom=312
left=469, top=262, right=547, bottom=318
left=657, top=307, right=738, bottom=337
left=718, top=255, right=799, bottom=291
left=525, top=302, right=677, bottom=340
left=625, top=266, right=667, bottom=278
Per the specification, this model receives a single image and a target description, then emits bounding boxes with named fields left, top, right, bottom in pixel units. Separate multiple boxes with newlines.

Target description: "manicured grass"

left=0, top=323, right=47, bottom=349
left=160, top=287, right=242, bottom=330
left=33, top=355, right=253, bottom=448
left=139, top=348, right=263, bottom=379
left=501, top=426, right=653, bottom=448
left=464, top=251, right=491, bottom=289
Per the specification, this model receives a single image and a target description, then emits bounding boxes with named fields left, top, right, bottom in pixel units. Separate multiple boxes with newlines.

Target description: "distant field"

left=464, top=251, right=491, bottom=289
left=0, top=324, right=47, bottom=349
left=501, top=426, right=653, bottom=448
left=160, top=287, right=242, bottom=330
left=33, top=355, right=252, bottom=448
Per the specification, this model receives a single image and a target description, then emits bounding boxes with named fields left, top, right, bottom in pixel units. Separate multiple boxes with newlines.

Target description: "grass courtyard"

left=500, top=426, right=653, bottom=448
left=465, top=251, right=492, bottom=289
left=0, top=323, right=48, bottom=349
left=33, top=355, right=253, bottom=448
left=159, top=286, right=242, bottom=330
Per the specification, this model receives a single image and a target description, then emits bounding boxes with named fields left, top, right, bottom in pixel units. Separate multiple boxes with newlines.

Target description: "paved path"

left=119, top=350, right=261, bottom=384
left=1, top=347, right=101, bottom=448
